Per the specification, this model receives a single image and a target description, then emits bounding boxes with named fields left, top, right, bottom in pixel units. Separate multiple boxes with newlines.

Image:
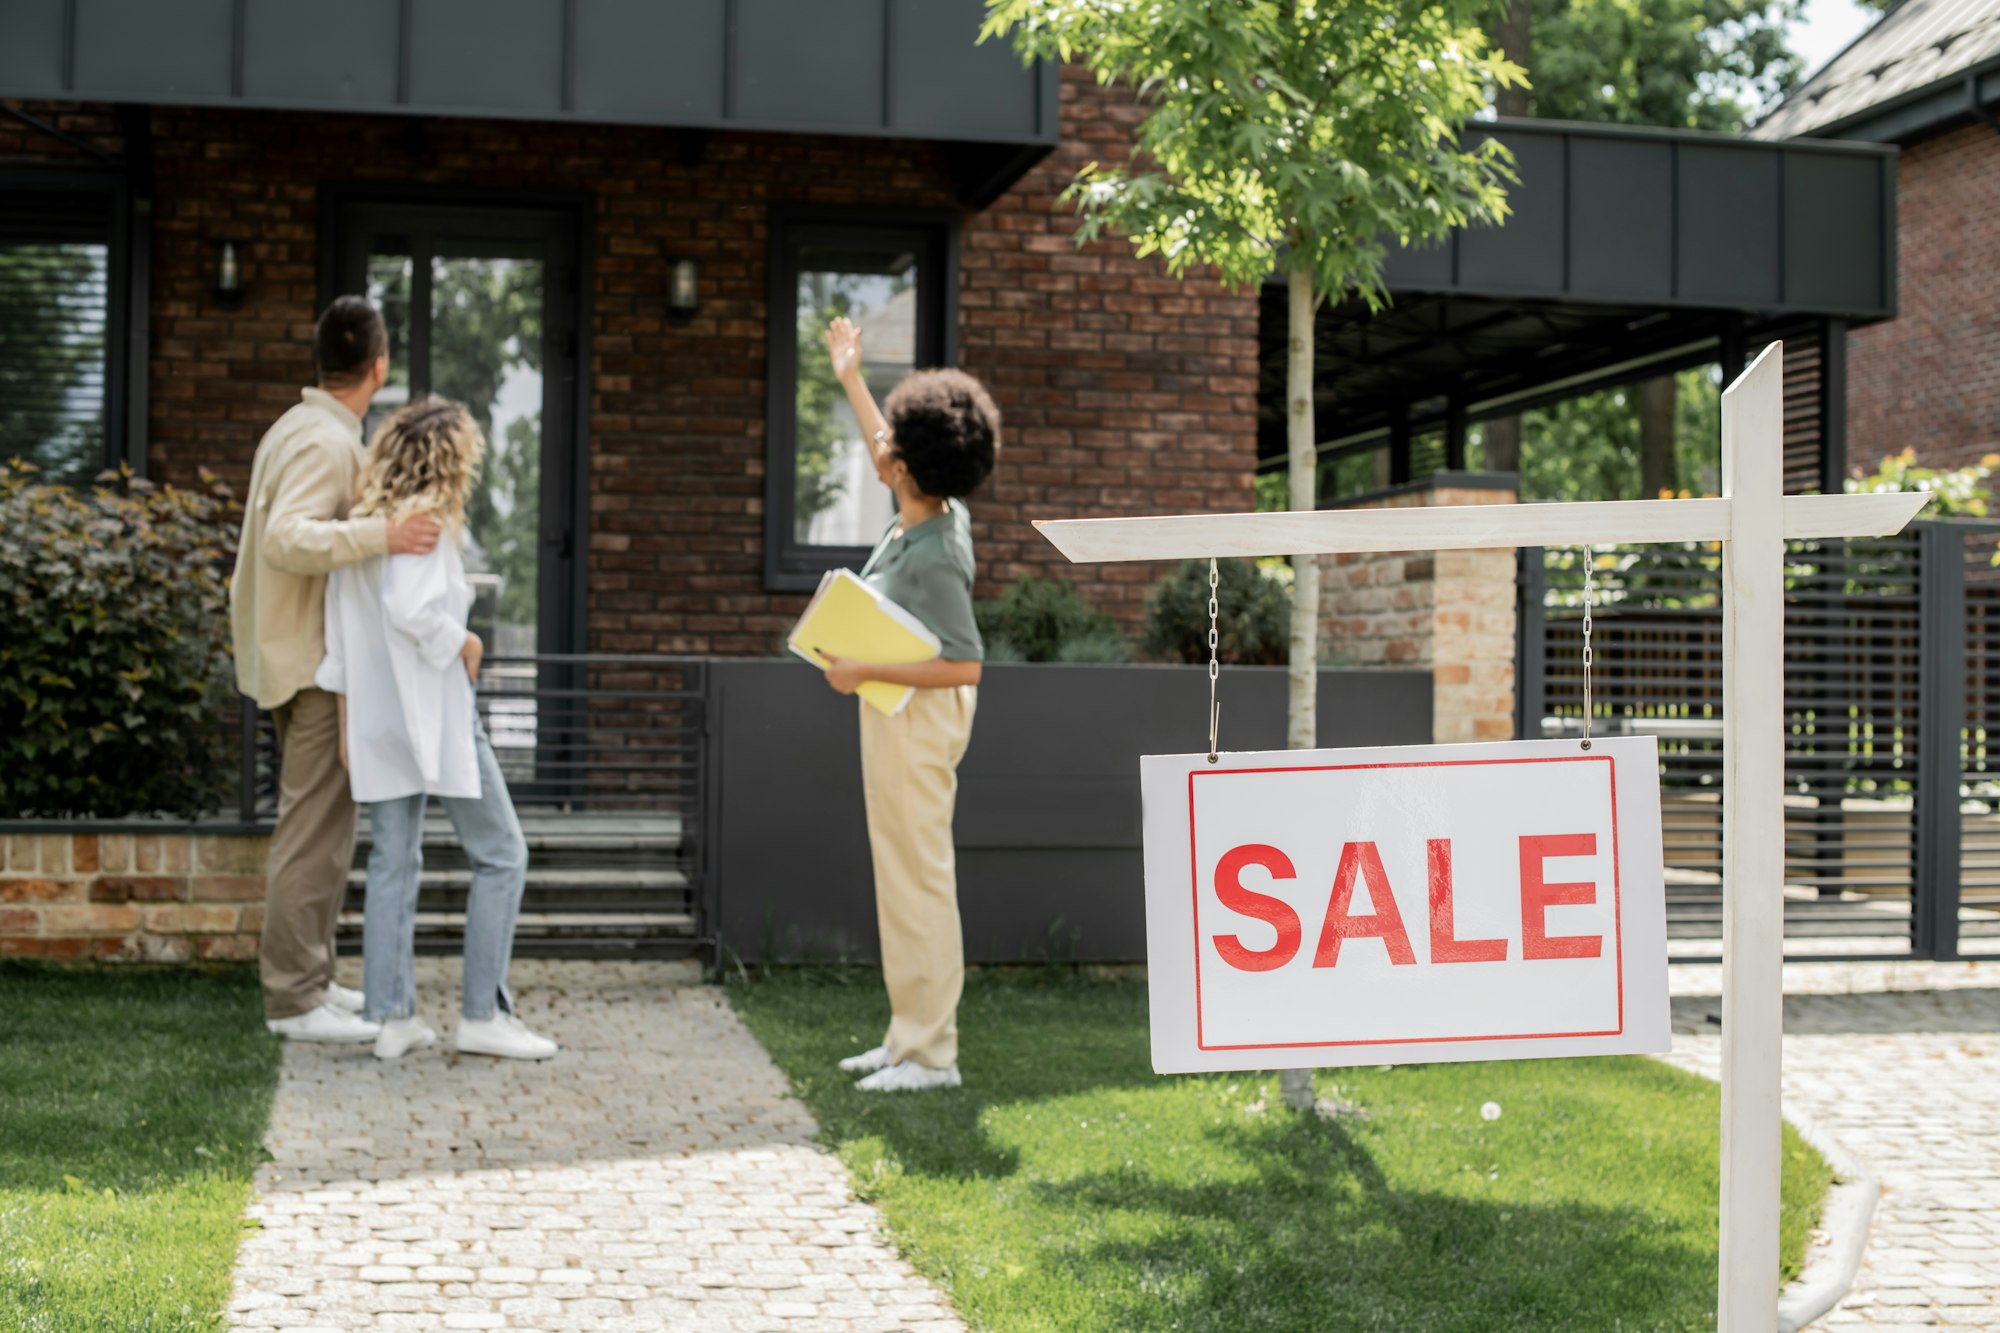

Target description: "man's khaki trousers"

left=860, top=684, right=977, bottom=1069
left=261, top=688, right=358, bottom=1020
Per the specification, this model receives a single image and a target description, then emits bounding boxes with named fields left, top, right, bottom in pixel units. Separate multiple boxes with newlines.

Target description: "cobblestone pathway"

left=227, top=959, right=963, bottom=1333
left=1664, top=959, right=2000, bottom=1332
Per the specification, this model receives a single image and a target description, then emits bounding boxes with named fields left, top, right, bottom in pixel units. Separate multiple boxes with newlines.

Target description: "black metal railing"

left=1519, top=521, right=2000, bottom=961
left=237, top=654, right=711, bottom=957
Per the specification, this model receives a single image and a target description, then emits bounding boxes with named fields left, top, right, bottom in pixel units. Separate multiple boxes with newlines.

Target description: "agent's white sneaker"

left=856, top=1060, right=961, bottom=1093
left=456, top=1013, right=559, bottom=1061
left=267, top=1003, right=381, bottom=1044
left=838, top=1045, right=893, bottom=1074
left=374, top=1017, right=437, bottom=1061
left=325, top=983, right=366, bottom=1014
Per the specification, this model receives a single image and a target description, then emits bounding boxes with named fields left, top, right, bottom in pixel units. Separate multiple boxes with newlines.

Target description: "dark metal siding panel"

left=408, top=0, right=565, bottom=114
left=73, top=0, right=234, bottom=100
left=1783, top=149, right=1887, bottom=314
left=242, top=0, right=400, bottom=108
left=1677, top=143, right=1781, bottom=306
left=572, top=0, right=726, bottom=122
left=889, top=0, right=1034, bottom=140
left=0, top=1, right=69, bottom=95
left=1569, top=136, right=1673, bottom=301
left=733, top=0, right=885, bottom=131
left=1457, top=129, right=1565, bottom=295
left=713, top=661, right=1434, bottom=963
left=1381, top=238, right=1453, bottom=290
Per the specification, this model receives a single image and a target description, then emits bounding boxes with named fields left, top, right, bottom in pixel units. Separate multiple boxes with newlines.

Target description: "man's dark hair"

left=883, top=368, right=1000, bottom=500
left=314, top=295, right=388, bottom=386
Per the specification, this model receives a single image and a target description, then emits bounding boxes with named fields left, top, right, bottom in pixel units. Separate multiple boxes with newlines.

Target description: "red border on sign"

left=1187, top=755, right=1625, bottom=1052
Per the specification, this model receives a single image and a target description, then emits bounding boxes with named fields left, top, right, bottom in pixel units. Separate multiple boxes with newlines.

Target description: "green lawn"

left=0, top=965, right=280, bottom=1332
left=732, top=969, right=1831, bottom=1333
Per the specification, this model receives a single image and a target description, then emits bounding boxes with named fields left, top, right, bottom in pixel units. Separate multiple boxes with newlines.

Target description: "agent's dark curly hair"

left=883, top=369, right=1000, bottom=500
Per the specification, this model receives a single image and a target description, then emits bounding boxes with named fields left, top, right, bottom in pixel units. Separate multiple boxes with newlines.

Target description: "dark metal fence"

left=1518, top=521, right=2000, bottom=961
left=239, top=654, right=710, bottom=959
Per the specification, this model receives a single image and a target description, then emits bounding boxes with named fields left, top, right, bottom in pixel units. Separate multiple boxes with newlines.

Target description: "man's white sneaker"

left=838, top=1045, right=893, bottom=1074
left=374, top=1017, right=437, bottom=1061
left=856, top=1060, right=961, bottom=1093
left=456, top=1013, right=558, bottom=1061
left=325, top=983, right=366, bottom=1014
left=266, top=1003, right=381, bottom=1043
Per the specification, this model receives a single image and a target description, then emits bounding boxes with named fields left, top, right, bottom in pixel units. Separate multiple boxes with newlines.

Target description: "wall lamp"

left=214, top=241, right=246, bottom=312
left=667, top=257, right=699, bottom=324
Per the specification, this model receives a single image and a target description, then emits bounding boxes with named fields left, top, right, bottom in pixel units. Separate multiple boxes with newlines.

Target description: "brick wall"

left=1849, top=121, right=2000, bottom=474
left=4, top=67, right=1256, bottom=652
left=1319, top=480, right=1517, bottom=743
left=0, top=832, right=269, bottom=962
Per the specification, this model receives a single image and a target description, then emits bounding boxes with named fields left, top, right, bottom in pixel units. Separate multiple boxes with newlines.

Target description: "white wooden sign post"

left=1032, top=345, right=1928, bottom=1332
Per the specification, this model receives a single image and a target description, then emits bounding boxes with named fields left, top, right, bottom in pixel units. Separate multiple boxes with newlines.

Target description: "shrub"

left=0, top=461, right=238, bottom=818
left=975, top=577, right=1130, bottom=663
left=1142, top=558, right=1290, bottom=665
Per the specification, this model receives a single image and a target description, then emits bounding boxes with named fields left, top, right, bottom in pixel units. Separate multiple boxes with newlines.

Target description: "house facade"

left=0, top=1, right=1258, bottom=665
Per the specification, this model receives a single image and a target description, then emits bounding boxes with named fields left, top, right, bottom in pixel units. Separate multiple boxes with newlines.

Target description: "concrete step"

left=345, top=866, right=689, bottom=892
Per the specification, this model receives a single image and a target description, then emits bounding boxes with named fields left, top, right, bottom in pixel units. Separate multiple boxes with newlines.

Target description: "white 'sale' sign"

left=1140, top=736, right=1671, bottom=1073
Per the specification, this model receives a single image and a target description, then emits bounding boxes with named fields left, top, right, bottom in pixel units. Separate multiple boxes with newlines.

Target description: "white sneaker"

left=325, top=983, right=365, bottom=1014
left=267, top=1003, right=381, bottom=1043
left=374, top=1017, right=437, bottom=1061
left=856, top=1060, right=961, bottom=1093
left=838, top=1045, right=893, bottom=1074
left=456, top=1013, right=559, bottom=1061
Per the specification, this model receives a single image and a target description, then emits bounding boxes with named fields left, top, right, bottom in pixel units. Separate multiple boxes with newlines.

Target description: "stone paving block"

left=226, top=960, right=965, bottom=1331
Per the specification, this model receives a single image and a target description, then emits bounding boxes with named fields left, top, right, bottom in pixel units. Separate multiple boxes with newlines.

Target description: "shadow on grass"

left=1039, top=1115, right=1711, bottom=1332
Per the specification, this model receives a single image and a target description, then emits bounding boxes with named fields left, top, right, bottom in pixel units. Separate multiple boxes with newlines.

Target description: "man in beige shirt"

left=232, top=296, right=440, bottom=1040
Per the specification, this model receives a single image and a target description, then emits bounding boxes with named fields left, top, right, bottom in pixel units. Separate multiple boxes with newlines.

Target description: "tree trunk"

left=1483, top=414, right=1522, bottom=473
left=1494, top=0, right=1531, bottom=119
left=1282, top=264, right=1318, bottom=1114
left=1639, top=375, right=1676, bottom=499
left=1287, top=265, right=1317, bottom=752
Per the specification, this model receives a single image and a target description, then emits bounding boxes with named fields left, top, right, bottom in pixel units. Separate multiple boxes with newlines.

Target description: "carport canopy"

left=1258, top=119, right=1897, bottom=497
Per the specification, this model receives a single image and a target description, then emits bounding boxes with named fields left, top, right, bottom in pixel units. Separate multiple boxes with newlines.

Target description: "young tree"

left=985, top=0, right=1520, bottom=1108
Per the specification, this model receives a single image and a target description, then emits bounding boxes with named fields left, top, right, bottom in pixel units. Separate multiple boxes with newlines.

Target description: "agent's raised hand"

left=825, top=316, right=863, bottom=383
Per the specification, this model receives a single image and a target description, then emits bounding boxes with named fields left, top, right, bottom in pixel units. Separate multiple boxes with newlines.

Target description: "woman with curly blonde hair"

left=317, top=398, right=557, bottom=1062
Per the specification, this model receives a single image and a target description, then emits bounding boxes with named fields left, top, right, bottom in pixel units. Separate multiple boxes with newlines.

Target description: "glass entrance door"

left=333, top=202, right=580, bottom=662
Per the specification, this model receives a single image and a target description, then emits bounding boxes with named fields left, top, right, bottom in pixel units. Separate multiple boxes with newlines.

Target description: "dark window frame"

left=0, top=168, right=140, bottom=480
left=763, top=205, right=961, bottom=593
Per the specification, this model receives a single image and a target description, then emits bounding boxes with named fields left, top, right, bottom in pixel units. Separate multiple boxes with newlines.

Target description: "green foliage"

left=0, top=965, right=280, bottom=1329
left=0, top=244, right=107, bottom=488
left=976, top=577, right=1130, bottom=663
left=1143, top=558, right=1291, bottom=665
left=1846, top=446, right=1995, bottom=518
left=983, top=0, right=1521, bottom=305
left=793, top=306, right=852, bottom=536
left=0, top=461, right=237, bottom=818
left=1523, top=0, right=1804, bottom=132
left=731, top=969, right=1833, bottom=1332
left=1476, top=367, right=1721, bottom=503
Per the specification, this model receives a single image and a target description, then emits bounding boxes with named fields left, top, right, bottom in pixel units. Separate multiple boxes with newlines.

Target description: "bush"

left=0, top=461, right=238, bottom=818
left=975, top=577, right=1130, bottom=663
left=1142, top=558, right=1291, bottom=665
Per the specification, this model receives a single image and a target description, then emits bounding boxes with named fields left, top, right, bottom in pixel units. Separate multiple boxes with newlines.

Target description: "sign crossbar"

left=1032, top=343, right=1929, bottom=1333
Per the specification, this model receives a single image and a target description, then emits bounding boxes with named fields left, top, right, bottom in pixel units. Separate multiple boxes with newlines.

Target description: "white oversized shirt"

left=315, top=539, right=480, bottom=803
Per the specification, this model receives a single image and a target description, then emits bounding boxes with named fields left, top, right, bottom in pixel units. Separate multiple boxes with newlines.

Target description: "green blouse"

left=860, top=500, right=984, bottom=661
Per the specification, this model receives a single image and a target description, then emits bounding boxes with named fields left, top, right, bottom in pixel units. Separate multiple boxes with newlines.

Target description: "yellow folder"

left=787, top=568, right=942, bottom=717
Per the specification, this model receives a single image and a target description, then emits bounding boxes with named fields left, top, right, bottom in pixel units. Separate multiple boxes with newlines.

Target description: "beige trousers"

left=860, top=684, right=977, bottom=1069
left=261, top=688, right=358, bottom=1019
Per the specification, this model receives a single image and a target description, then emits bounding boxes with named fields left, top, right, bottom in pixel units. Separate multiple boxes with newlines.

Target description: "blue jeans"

left=361, top=724, right=527, bottom=1022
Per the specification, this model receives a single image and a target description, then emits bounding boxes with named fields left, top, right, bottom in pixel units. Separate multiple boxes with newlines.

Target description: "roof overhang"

left=0, top=0, right=1057, bottom=207
left=1257, top=119, right=1897, bottom=460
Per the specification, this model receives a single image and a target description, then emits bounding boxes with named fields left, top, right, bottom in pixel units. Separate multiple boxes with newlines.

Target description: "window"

left=765, top=208, right=957, bottom=591
left=0, top=176, right=129, bottom=485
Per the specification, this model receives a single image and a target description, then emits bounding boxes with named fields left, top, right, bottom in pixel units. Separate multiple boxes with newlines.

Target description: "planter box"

left=708, top=661, right=1432, bottom=964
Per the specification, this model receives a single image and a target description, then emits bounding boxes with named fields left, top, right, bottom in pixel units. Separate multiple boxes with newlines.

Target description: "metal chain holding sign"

left=1580, top=544, right=1594, bottom=752
left=1206, top=557, right=1222, bottom=763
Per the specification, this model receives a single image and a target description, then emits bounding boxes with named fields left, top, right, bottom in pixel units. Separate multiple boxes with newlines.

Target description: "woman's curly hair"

left=353, top=398, right=486, bottom=535
left=883, top=369, right=1000, bottom=500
